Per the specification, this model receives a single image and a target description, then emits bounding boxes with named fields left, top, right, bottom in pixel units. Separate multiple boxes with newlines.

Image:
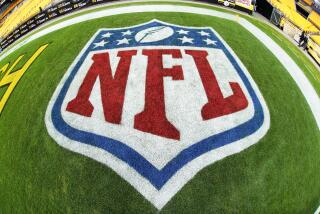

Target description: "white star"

left=178, top=36, right=194, bottom=44
left=93, top=40, right=108, bottom=48
left=198, top=30, right=210, bottom=37
left=177, top=29, right=189, bottom=35
left=122, top=30, right=133, bottom=36
left=101, top=32, right=113, bottom=38
left=204, top=38, right=217, bottom=46
left=117, top=38, right=131, bottom=45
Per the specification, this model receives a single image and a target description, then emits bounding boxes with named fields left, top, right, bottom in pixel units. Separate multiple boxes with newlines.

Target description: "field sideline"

left=0, top=1, right=319, bottom=213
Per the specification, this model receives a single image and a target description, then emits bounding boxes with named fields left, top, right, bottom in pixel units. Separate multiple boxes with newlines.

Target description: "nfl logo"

left=46, top=20, right=269, bottom=209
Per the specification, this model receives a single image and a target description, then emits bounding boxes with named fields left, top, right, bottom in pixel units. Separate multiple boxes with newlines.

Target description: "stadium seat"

left=0, top=0, right=52, bottom=38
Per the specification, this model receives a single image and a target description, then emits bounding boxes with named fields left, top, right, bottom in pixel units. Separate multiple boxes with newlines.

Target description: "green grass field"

left=0, top=1, right=319, bottom=213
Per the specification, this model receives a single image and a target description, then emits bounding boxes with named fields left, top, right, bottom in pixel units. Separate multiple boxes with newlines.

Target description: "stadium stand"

left=0, top=0, right=52, bottom=38
left=307, top=11, right=320, bottom=63
left=0, top=0, right=24, bottom=23
left=0, top=1, right=12, bottom=15
left=308, top=36, right=320, bottom=63
left=308, top=10, right=320, bottom=28
left=302, top=0, right=314, bottom=6
left=269, top=0, right=317, bottom=32
left=262, top=0, right=320, bottom=64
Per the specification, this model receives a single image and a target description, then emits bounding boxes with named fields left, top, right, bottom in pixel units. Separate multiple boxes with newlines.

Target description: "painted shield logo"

left=45, top=20, right=270, bottom=209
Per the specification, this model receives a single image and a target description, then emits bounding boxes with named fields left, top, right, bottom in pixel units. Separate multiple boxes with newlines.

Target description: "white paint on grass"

left=135, top=26, right=174, bottom=43
left=0, top=0, right=318, bottom=209
left=61, top=47, right=255, bottom=169
left=45, top=20, right=270, bottom=209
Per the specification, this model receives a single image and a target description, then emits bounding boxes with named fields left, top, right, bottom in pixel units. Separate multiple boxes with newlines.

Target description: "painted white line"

left=239, top=17, right=320, bottom=128
left=315, top=205, right=320, bottom=214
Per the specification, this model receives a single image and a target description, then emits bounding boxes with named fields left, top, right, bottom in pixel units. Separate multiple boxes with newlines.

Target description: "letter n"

left=66, top=50, right=137, bottom=124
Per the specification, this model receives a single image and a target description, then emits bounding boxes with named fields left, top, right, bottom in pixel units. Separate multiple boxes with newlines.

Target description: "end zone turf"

left=0, top=1, right=319, bottom=213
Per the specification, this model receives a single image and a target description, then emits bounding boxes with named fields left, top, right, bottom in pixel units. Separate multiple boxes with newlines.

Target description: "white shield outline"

left=45, top=19, right=270, bottom=209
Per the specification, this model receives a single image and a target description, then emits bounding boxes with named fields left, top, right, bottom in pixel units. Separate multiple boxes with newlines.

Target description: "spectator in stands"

left=299, top=31, right=306, bottom=46
left=302, top=34, right=309, bottom=50
left=299, top=31, right=308, bottom=50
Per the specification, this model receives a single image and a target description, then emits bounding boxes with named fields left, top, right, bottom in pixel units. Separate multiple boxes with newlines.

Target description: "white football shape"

left=135, top=26, right=174, bottom=43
